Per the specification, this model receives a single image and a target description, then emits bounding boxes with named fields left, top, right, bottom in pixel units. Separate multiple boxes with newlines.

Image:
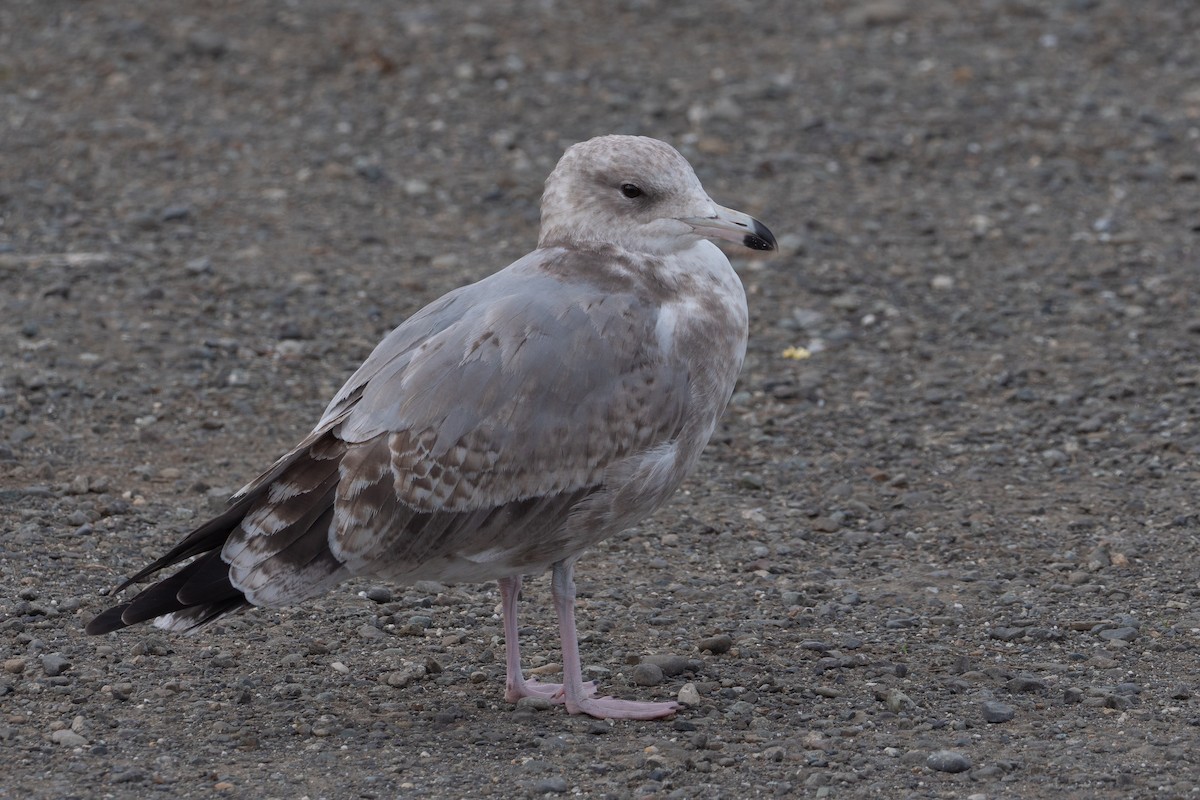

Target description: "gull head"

left=538, top=135, right=776, bottom=256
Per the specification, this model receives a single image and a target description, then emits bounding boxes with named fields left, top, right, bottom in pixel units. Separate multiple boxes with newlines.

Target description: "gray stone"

left=631, top=662, right=664, bottom=686
left=532, top=776, right=568, bottom=793
left=886, top=688, right=916, bottom=713
left=982, top=700, right=1015, bottom=723
left=1099, top=626, right=1138, bottom=642
left=641, top=654, right=693, bottom=677
left=926, top=750, right=972, bottom=773
left=696, top=633, right=733, bottom=654
left=365, top=586, right=393, bottom=603
left=51, top=729, right=88, bottom=747
left=677, top=682, right=701, bottom=706
left=515, top=695, right=552, bottom=711
left=42, top=653, right=71, bottom=677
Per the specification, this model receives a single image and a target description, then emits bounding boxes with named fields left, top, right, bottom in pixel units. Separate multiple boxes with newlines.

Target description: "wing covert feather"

left=334, top=271, right=690, bottom=515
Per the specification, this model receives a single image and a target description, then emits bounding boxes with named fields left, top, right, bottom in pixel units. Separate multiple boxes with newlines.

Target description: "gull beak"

left=680, top=204, right=777, bottom=252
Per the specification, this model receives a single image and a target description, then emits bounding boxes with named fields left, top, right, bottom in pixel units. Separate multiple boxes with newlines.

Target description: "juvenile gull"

left=87, top=134, right=776, bottom=720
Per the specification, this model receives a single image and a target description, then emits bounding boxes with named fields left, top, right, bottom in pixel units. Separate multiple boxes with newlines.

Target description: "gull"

left=87, top=135, right=776, bottom=720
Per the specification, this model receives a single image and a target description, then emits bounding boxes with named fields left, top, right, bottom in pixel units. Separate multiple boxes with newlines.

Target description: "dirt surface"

left=3, top=1, right=1200, bottom=797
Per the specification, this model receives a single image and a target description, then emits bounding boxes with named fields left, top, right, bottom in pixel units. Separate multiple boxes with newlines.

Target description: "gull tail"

left=84, top=498, right=255, bottom=634
left=86, top=430, right=350, bottom=635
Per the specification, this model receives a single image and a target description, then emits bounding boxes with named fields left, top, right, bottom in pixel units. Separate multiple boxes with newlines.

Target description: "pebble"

left=677, top=682, right=701, bottom=706
left=728, top=700, right=755, bottom=716
left=1099, top=626, right=1138, bottom=642
left=51, top=729, right=88, bottom=747
left=515, top=696, right=553, bottom=712
left=531, top=776, right=568, bottom=793
left=811, top=516, right=841, bottom=533
left=926, top=750, right=972, bottom=773
left=641, top=654, right=693, bottom=677
left=847, top=0, right=910, bottom=27
left=632, top=663, right=665, bottom=686
left=982, top=700, right=1016, bottom=723
left=1006, top=676, right=1048, bottom=693
left=186, top=30, right=228, bottom=58
left=886, top=688, right=916, bottom=713
left=358, top=624, right=384, bottom=639
left=160, top=205, right=191, bottom=222
left=3, top=658, right=25, bottom=674
left=42, top=653, right=72, bottom=677
left=696, top=634, right=733, bottom=654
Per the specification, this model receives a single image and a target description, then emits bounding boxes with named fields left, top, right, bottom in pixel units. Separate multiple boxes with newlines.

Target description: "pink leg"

left=499, top=574, right=595, bottom=704
left=551, top=559, right=678, bottom=720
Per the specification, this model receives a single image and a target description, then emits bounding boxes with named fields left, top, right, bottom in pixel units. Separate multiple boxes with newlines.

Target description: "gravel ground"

left=3, top=1, right=1200, bottom=798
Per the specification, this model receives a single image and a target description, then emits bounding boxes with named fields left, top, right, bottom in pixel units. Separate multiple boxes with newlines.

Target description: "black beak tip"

left=743, top=220, right=777, bottom=252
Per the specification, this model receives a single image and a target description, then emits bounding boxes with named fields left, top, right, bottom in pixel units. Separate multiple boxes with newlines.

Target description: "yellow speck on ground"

left=781, top=346, right=811, bottom=360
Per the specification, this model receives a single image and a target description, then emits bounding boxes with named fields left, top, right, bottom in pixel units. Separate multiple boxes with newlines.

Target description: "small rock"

left=3, top=658, right=25, bottom=674
left=696, top=634, right=733, bottom=654
left=532, top=776, right=568, bottom=794
left=10, top=425, right=36, bottom=444
left=51, top=729, right=88, bottom=747
left=1099, top=626, right=1138, bottom=642
left=110, top=769, right=147, bottom=784
left=1006, top=675, right=1048, bottom=693
left=631, top=663, right=664, bottom=686
left=403, top=179, right=431, bottom=196
left=1104, top=693, right=1136, bottom=710
left=382, top=663, right=426, bottom=688
left=982, top=700, right=1015, bottom=723
left=728, top=700, right=755, bottom=716
left=810, top=516, right=841, bottom=533
left=678, top=682, right=701, bottom=706
left=184, top=257, right=212, bottom=275
left=736, top=473, right=764, bottom=490
left=186, top=31, right=228, bottom=58
left=926, top=750, right=972, bottom=773
left=515, top=695, right=552, bottom=712
left=1041, top=448, right=1069, bottom=467
left=641, top=654, right=692, bottom=677
left=42, top=653, right=72, bottom=677
left=885, top=688, right=915, bottom=713
left=848, top=0, right=910, bottom=27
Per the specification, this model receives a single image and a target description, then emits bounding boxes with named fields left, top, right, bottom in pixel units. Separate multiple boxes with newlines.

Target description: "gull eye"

left=619, top=183, right=643, bottom=199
